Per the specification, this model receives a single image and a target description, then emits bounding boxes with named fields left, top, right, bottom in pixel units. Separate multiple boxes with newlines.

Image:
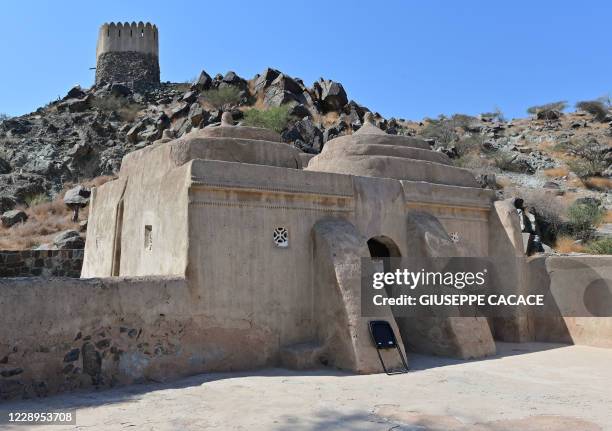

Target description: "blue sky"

left=0, top=0, right=610, bottom=120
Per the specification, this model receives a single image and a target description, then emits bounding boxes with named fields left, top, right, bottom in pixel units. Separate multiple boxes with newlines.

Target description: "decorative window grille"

left=449, top=232, right=460, bottom=243
left=273, top=227, right=289, bottom=248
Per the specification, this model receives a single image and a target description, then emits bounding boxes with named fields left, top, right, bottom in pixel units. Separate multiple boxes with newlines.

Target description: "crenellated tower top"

left=95, top=22, right=160, bottom=87
left=96, top=22, right=159, bottom=60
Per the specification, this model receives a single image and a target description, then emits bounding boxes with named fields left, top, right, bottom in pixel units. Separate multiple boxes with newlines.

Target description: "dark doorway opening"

left=367, top=236, right=401, bottom=272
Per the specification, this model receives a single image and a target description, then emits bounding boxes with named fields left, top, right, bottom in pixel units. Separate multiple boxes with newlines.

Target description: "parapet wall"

left=0, top=276, right=209, bottom=399
left=96, top=22, right=158, bottom=59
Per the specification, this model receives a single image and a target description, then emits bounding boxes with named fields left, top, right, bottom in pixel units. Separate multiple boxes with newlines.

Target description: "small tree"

left=0, top=113, right=10, bottom=122
left=481, top=107, right=506, bottom=122
left=419, top=115, right=460, bottom=146
left=564, top=137, right=608, bottom=178
left=527, top=101, right=567, bottom=117
left=575, top=100, right=608, bottom=121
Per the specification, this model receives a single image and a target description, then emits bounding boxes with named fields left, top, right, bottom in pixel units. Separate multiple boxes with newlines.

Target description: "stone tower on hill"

left=95, top=22, right=160, bottom=88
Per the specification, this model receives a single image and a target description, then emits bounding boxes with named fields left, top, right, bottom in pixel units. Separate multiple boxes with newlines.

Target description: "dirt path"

left=1, top=343, right=610, bottom=430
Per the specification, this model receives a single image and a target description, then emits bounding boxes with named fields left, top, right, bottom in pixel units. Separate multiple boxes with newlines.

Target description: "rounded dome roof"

left=168, top=112, right=301, bottom=169
left=306, top=113, right=478, bottom=187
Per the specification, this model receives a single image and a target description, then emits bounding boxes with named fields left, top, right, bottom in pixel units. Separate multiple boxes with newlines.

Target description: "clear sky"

left=1, top=0, right=610, bottom=120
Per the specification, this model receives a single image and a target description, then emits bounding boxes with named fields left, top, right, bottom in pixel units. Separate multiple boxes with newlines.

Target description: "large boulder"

left=0, top=157, right=11, bottom=174
left=64, top=185, right=91, bottom=222
left=252, top=68, right=281, bottom=93
left=192, top=70, right=212, bottom=91
left=65, top=85, right=86, bottom=100
left=54, top=230, right=85, bottom=249
left=110, top=83, right=131, bottom=97
left=282, top=117, right=324, bottom=153
left=263, top=73, right=308, bottom=108
left=313, top=79, right=348, bottom=112
left=220, top=71, right=247, bottom=90
left=0, top=173, right=48, bottom=207
left=58, top=97, right=90, bottom=113
left=63, top=185, right=91, bottom=207
left=1, top=209, right=28, bottom=227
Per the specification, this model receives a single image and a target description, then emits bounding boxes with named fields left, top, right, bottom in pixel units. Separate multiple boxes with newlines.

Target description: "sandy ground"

left=0, top=342, right=611, bottom=431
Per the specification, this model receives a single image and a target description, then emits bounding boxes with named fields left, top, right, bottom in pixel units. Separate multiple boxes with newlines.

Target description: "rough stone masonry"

left=95, top=22, right=160, bottom=88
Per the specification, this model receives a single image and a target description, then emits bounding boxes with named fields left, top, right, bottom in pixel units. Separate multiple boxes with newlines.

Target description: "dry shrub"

left=543, top=167, right=569, bottom=178
left=554, top=236, right=585, bottom=253
left=251, top=93, right=267, bottom=111
left=0, top=175, right=115, bottom=250
left=604, top=210, right=612, bottom=223
left=583, top=177, right=612, bottom=191
left=321, top=111, right=339, bottom=128
left=0, top=202, right=75, bottom=250
left=91, top=95, right=143, bottom=122
left=453, top=154, right=487, bottom=169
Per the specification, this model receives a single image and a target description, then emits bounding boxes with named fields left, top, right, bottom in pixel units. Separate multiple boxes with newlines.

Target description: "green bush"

left=576, top=100, right=608, bottom=121
left=566, top=201, right=605, bottom=240
left=585, top=237, right=612, bottom=255
left=200, top=87, right=242, bottom=109
left=242, top=106, right=290, bottom=133
left=526, top=101, right=567, bottom=116
left=24, top=193, right=49, bottom=207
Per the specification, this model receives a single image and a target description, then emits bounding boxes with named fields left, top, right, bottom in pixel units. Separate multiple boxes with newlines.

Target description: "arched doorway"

left=367, top=235, right=401, bottom=272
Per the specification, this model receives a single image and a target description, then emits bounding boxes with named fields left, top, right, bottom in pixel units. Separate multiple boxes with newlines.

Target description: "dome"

left=305, top=113, right=478, bottom=187
left=168, top=112, right=302, bottom=169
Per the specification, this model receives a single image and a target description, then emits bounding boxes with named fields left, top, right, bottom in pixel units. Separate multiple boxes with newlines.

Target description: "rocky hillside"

left=0, top=68, right=610, bottom=251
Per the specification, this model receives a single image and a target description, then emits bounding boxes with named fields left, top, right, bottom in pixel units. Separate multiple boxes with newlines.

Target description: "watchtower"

left=95, top=22, right=160, bottom=88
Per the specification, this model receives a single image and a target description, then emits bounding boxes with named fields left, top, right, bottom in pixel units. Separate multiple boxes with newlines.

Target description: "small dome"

left=165, top=111, right=301, bottom=169
left=306, top=118, right=478, bottom=188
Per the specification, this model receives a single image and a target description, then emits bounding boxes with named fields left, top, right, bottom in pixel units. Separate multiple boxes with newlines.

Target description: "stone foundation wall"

left=0, top=250, right=83, bottom=278
left=0, top=276, right=276, bottom=400
left=95, top=51, right=160, bottom=88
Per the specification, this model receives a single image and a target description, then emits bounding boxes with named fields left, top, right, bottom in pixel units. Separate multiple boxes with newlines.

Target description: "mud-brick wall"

left=0, top=250, right=83, bottom=278
left=0, top=277, right=268, bottom=400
